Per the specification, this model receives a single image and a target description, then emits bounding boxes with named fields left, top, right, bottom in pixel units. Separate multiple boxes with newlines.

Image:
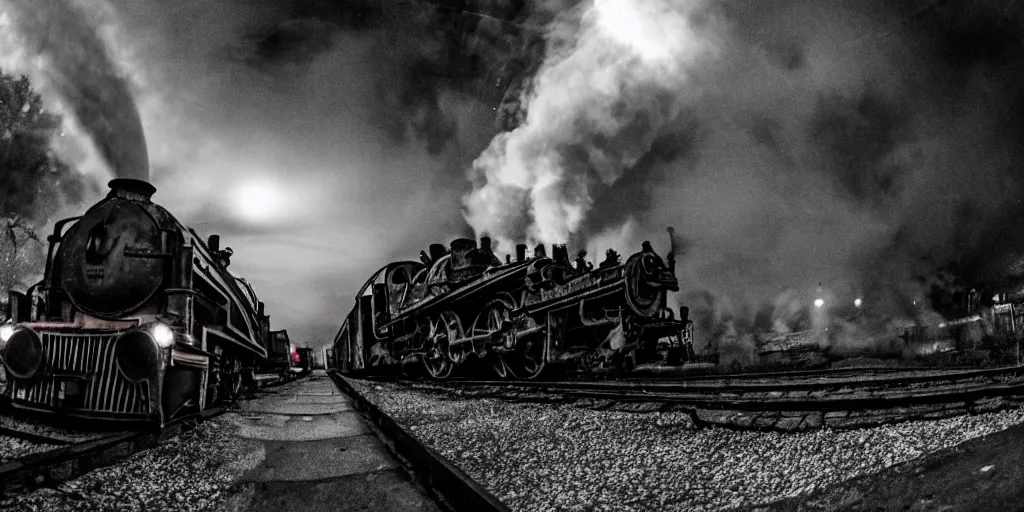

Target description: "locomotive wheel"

left=218, top=354, right=243, bottom=401
left=206, top=346, right=225, bottom=406
left=470, top=296, right=516, bottom=379
left=206, top=368, right=222, bottom=407
left=514, top=336, right=546, bottom=380
left=423, top=312, right=458, bottom=379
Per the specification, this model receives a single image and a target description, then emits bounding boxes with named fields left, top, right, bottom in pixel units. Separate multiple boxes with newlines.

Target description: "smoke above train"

left=2, top=0, right=1024, bottom=354
left=464, top=0, right=1024, bottom=353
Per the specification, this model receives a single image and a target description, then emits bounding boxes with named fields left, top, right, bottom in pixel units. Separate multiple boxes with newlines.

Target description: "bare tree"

left=0, top=70, right=91, bottom=321
left=0, top=216, right=42, bottom=291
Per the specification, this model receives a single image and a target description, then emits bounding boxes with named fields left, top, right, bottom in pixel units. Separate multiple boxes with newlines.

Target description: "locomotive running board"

left=385, top=260, right=535, bottom=326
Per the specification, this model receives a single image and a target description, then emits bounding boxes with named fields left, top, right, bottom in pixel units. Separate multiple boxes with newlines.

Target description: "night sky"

left=1, top=0, right=1023, bottom=349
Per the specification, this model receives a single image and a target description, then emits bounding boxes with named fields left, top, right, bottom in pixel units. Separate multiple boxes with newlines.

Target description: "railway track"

left=0, top=369, right=300, bottom=499
left=0, top=407, right=224, bottom=498
left=329, top=371, right=511, bottom=512
left=385, top=364, right=1024, bottom=432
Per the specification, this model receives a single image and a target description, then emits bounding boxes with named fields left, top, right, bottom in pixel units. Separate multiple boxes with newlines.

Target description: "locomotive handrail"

left=42, top=215, right=82, bottom=281
left=386, top=260, right=535, bottom=323
left=521, top=281, right=623, bottom=314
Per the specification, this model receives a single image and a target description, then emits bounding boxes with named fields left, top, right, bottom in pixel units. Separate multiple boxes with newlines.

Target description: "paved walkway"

left=224, top=371, right=439, bottom=512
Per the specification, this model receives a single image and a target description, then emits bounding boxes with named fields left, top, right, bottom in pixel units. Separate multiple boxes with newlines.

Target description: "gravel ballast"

left=0, top=435, right=58, bottom=465
left=0, top=419, right=262, bottom=512
left=349, top=379, right=1024, bottom=512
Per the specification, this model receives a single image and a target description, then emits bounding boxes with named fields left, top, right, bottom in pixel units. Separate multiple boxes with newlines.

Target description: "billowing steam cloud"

left=468, top=0, right=1024, bottom=358
left=463, top=0, right=719, bottom=248
left=0, top=0, right=148, bottom=181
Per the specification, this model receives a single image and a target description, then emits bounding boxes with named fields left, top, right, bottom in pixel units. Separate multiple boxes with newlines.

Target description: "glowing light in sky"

left=232, top=179, right=283, bottom=224
left=854, top=298, right=862, bottom=308
left=814, top=298, right=824, bottom=308
left=592, top=0, right=698, bottom=66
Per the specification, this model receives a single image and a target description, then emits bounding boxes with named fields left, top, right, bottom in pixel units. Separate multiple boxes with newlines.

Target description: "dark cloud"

left=8, top=0, right=1024, bottom=354
left=247, top=18, right=340, bottom=66
left=807, top=87, right=910, bottom=206
left=460, top=0, right=1024, bottom=352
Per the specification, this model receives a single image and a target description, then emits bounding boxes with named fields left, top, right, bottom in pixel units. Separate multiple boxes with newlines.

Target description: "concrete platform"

left=237, top=396, right=353, bottom=416
left=227, top=411, right=370, bottom=440
left=238, top=470, right=439, bottom=512
left=224, top=371, right=440, bottom=512
left=240, top=436, right=398, bottom=482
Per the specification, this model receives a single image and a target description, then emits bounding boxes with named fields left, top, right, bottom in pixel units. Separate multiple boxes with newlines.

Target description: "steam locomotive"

left=0, top=178, right=281, bottom=426
left=334, top=230, right=694, bottom=379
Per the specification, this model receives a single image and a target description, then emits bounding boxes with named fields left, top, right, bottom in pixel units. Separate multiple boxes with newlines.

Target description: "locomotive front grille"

left=6, top=332, right=151, bottom=415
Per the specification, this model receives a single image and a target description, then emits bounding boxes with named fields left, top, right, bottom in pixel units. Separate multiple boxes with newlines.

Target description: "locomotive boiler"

left=334, top=230, right=694, bottom=379
left=0, top=178, right=277, bottom=426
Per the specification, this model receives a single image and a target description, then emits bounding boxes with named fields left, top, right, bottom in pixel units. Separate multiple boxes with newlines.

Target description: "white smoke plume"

left=466, top=0, right=1024, bottom=364
left=463, top=0, right=720, bottom=249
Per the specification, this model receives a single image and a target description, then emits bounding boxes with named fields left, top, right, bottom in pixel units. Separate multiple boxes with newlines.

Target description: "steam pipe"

left=42, top=216, right=82, bottom=284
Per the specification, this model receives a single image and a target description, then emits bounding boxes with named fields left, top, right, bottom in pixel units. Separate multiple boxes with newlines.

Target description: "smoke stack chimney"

left=208, top=234, right=220, bottom=253
left=516, top=244, right=527, bottom=262
left=553, top=244, right=569, bottom=265
left=534, top=243, right=547, bottom=259
left=429, top=244, right=447, bottom=262
left=107, top=179, right=156, bottom=202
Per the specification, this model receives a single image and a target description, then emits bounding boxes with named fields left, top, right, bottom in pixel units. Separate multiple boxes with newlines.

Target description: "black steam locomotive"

left=0, top=179, right=281, bottom=426
left=334, top=230, right=694, bottom=379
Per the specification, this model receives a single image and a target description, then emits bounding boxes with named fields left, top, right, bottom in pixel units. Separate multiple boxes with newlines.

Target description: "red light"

left=290, top=344, right=299, bottom=363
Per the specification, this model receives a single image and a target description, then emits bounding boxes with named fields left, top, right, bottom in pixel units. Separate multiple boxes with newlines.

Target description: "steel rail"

left=556, top=383, right=1024, bottom=412
left=416, top=364, right=1024, bottom=393
left=0, top=407, right=223, bottom=498
left=330, top=371, right=511, bottom=512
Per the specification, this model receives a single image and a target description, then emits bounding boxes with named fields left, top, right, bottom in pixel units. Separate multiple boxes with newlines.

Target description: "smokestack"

left=429, top=244, right=447, bottom=262
left=534, top=243, right=548, bottom=259
left=553, top=244, right=570, bottom=266
left=516, top=244, right=527, bottom=262
left=107, top=179, right=156, bottom=202
left=208, top=234, right=220, bottom=253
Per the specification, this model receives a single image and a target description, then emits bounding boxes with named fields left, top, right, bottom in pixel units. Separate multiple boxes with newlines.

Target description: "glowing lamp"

left=814, top=298, right=824, bottom=308
left=0, top=324, right=14, bottom=342
left=854, top=298, right=862, bottom=308
left=152, top=323, right=174, bottom=348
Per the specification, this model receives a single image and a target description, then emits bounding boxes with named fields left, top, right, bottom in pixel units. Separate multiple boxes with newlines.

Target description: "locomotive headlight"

left=0, top=324, right=14, bottom=343
left=115, top=330, right=161, bottom=383
left=1, top=326, right=43, bottom=380
left=152, top=323, right=174, bottom=348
